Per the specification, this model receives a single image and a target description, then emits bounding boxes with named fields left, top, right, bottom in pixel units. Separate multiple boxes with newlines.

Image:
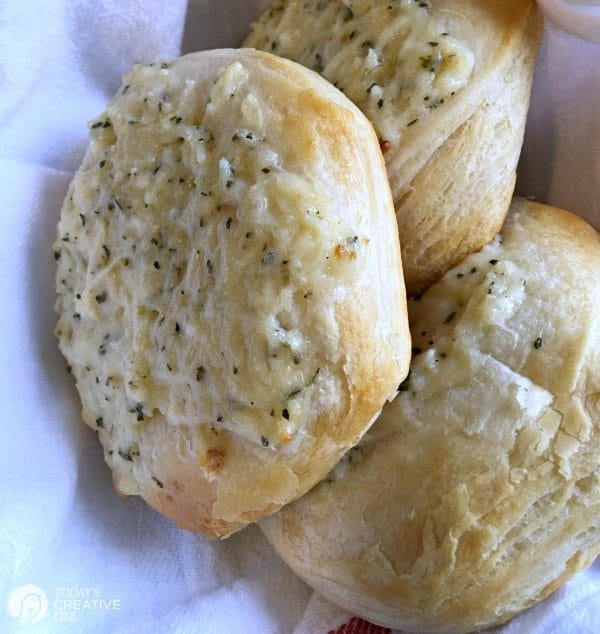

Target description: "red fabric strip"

left=328, top=616, right=392, bottom=634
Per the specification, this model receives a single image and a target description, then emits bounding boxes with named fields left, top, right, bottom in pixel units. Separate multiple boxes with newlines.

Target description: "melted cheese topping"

left=246, top=0, right=474, bottom=142
left=392, top=236, right=573, bottom=472
left=54, top=58, right=367, bottom=475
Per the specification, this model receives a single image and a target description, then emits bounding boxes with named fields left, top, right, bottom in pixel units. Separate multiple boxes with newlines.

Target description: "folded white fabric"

left=0, top=2, right=598, bottom=633
left=538, top=0, right=600, bottom=43
left=517, top=15, right=600, bottom=230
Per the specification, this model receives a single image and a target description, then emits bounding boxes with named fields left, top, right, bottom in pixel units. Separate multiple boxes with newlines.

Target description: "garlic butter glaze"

left=246, top=0, right=541, bottom=294
left=54, top=49, right=410, bottom=538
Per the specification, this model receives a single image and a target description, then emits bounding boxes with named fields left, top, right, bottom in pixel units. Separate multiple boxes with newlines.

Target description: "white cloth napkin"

left=538, top=0, right=600, bottom=43
left=0, top=2, right=599, bottom=633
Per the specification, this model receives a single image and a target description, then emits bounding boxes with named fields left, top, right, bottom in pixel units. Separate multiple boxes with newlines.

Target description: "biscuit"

left=54, top=49, right=410, bottom=538
left=245, top=0, right=541, bottom=294
left=261, top=200, right=600, bottom=631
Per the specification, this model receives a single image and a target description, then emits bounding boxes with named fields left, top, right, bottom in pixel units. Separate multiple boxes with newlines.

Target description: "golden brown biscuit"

left=54, top=49, right=410, bottom=538
left=261, top=200, right=600, bottom=631
left=244, top=0, right=541, bottom=294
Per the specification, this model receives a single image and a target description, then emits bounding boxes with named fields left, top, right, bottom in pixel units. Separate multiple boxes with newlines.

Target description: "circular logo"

left=7, top=584, right=48, bottom=624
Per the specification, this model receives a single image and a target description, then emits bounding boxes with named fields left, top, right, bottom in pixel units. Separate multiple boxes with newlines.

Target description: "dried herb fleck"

left=444, top=311, right=456, bottom=324
left=118, top=448, right=133, bottom=462
left=135, top=402, right=145, bottom=421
